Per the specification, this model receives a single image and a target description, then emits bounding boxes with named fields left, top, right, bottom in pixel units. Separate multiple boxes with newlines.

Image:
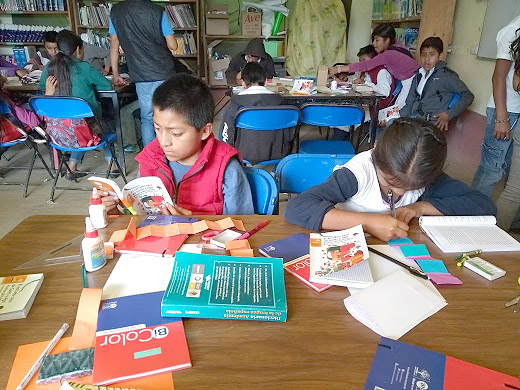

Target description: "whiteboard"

left=478, top=0, right=520, bottom=59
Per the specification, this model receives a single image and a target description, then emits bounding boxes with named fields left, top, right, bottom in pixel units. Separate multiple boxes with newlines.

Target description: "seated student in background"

left=26, top=31, right=59, bottom=71
left=101, top=73, right=255, bottom=216
left=284, top=118, right=496, bottom=241
left=225, top=38, right=276, bottom=85
left=219, top=62, right=295, bottom=165
left=400, top=37, right=474, bottom=131
left=329, top=24, right=419, bottom=109
left=40, top=30, right=115, bottom=180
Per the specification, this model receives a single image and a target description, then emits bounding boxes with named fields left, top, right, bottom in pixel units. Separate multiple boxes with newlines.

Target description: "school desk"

left=0, top=215, right=518, bottom=389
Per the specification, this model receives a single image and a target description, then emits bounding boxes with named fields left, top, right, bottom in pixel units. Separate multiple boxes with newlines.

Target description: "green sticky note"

left=399, top=244, right=430, bottom=258
left=134, top=347, right=162, bottom=359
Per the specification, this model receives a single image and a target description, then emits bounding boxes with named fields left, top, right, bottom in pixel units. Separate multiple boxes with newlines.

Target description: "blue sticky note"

left=387, top=237, right=414, bottom=246
left=399, top=244, right=430, bottom=258
left=416, top=259, right=449, bottom=274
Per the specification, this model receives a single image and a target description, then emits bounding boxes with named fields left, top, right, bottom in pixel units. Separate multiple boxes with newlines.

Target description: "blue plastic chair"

left=298, top=104, right=363, bottom=155
left=390, top=80, right=403, bottom=105
left=244, top=167, right=278, bottom=215
left=275, top=153, right=355, bottom=195
left=235, top=105, right=300, bottom=167
left=29, top=96, right=127, bottom=202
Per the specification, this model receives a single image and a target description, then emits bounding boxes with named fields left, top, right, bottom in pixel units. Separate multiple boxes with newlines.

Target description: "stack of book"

left=0, top=24, right=61, bottom=43
left=172, top=32, right=197, bottom=56
left=78, top=4, right=112, bottom=28
left=0, top=0, right=66, bottom=11
left=80, top=31, right=110, bottom=50
left=165, top=4, right=197, bottom=28
left=372, top=0, right=423, bottom=20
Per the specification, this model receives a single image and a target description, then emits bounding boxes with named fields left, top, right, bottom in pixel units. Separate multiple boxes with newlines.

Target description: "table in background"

left=0, top=215, right=518, bottom=389
left=2, top=82, right=136, bottom=174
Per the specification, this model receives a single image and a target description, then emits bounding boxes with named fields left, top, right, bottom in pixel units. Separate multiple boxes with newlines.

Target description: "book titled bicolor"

left=93, top=291, right=191, bottom=385
left=161, top=252, right=288, bottom=322
left=365, top=337, right=520, bottom=390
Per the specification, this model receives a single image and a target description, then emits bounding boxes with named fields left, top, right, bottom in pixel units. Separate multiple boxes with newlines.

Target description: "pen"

left=17, top=323, right=69, bottom=390
left=235, top=220, right=269, bottom=240
left=368, top=247, right=429, bottom=280
left=388, top=190, right=396, bottom=218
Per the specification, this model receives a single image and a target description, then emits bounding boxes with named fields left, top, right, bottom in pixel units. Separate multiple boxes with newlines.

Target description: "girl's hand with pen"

left=395, top=201, right=443, bottom=224
left=366, top=214, right=409, bottom=241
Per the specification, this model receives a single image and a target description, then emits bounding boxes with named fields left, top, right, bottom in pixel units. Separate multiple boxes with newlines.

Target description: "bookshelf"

left=371, top=0, right=457, bottom=58
left=73, top=0, right=202, bottom=76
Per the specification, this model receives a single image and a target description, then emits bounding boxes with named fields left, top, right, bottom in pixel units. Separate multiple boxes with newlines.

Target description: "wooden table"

left=1, top=215, right=519, bottom=389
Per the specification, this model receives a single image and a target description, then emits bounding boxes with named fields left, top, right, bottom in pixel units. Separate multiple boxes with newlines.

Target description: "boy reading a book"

left=400, top=37, right=474, bottom=131
left=101, top=73, right=254, bottom=215
left=284, top=118, right=495, bottom=241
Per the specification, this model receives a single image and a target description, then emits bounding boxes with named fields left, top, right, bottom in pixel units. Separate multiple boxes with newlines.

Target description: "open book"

left=309, top=225, right=373, bottom=288
left=419, top=215, right=520, bottom=253
left=88, top=176, right=173, bottom=215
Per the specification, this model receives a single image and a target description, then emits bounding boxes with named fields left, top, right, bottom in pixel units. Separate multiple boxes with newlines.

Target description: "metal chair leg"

left=35, top=147, right=55, bottom=179
left=50, top=153, right=66, bottom=202
left=109, top=142, right=127, bottom=184
left=23, top=150, right=37, bottom=198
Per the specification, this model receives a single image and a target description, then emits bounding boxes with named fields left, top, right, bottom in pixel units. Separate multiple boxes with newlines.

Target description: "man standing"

left=109, top=0, right=177, bottom=146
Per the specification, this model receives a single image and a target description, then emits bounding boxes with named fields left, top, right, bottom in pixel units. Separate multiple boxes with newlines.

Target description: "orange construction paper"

left=109, top=218, right=136, bottom=243
left=225, top=239, right=251, bottom=250
left=135, top=218, right=246, bottom=240
left=230, top=249, right=255, bottom=257
left=6, top=337, right=174, bottom=390
left=69, top=288, right=103, bottom=351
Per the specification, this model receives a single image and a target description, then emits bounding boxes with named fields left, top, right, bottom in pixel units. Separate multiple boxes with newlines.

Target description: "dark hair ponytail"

left=371, top=24, right=396, bottom=45
left=510, top=28, right=520, bottom=72
left=47, top=30, right=83, bottom=95
left=373, top=118, right=447, bottom=190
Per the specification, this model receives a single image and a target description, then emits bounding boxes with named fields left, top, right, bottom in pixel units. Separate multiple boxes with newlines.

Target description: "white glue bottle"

left=82, top=216, right=107, bottom=272
left=89, top=188, right=107, bottom=229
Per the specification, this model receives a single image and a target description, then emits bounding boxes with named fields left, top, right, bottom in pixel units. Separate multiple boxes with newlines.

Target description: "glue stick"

left=89, top=188, right=107, bottom=229
left=82, top=217, right=107, bottom=272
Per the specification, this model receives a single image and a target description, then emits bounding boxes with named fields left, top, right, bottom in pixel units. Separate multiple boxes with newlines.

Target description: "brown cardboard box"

left=242, top=12, right=262, bottom=36
left=209, top=56, right=231, bottom=86
left=206, top=3, right=229, bottom=36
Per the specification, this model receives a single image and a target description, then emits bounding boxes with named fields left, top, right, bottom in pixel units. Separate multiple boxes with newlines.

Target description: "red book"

left=93, top=292, right=191, bottom=385
left=284, top=255, right=333, bottom=293
left=115, top=234, right=188, bottom=257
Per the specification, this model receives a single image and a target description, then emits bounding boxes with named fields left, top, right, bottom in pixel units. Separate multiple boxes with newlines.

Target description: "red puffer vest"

left=367, top=65, right=396, bottom=109
left=135, top=134, right=241, bottom=214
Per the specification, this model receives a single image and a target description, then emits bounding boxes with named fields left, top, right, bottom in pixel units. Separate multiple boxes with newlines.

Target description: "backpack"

left=0, top=117, right=23, bottom=143
left=44, top=117, right=101, bottom=148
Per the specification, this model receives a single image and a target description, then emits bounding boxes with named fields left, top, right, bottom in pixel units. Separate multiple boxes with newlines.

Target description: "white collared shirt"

left=416, top=67, right=435, bottom=96
left=238, top=85, right=275, bottom=95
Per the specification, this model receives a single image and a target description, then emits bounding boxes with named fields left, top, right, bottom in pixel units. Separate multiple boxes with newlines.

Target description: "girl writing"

left=284, top=118, right=496, bottom=241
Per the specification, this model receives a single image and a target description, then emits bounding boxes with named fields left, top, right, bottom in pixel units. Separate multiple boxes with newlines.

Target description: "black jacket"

left=225, top=39, right=276, bottom=84
left=219, top=91, right=296, bottom=165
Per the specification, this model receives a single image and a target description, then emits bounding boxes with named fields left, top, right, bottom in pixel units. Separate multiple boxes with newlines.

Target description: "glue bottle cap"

left=90, top=188, right=102, bottom=205
left=85, top=217, right=98, bottom=238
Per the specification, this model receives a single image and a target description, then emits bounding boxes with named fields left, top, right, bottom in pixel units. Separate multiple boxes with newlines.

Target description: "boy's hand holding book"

left=99, top=191, right=120, bottom=214
left=161, top=203, right=193, bottom=216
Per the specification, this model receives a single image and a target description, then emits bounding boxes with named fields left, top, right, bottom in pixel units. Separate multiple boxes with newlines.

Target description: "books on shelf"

left=0, top=0, right=66, bottom=11
left=80, top=31, right=110, bottom=50
left=372, top=0, right=423, bottom=20
left=165, top=4, right=197, bottom=28
left=419, top=215, right=520, bottom=253
left=161, top=252, right=288, bottom=322
left=78, top=4, right=112, bottom=28
left=309, top=225, right=373, bottom=288
left=172, top=32, right=197, bottom=56
left=0, top=273, right=44, bottom=321
left=365, top=337, right=520, bottom=389
left=93, top=291, right=191, bottom=385
left=0, top=25, right=61, bottom=44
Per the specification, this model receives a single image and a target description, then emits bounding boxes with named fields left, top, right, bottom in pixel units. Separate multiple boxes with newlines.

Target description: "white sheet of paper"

left=344, top=267, right=447, bottom=340
left=102, top=254, right=175, bottom=299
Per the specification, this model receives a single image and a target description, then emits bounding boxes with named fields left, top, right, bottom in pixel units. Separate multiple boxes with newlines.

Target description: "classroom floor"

left=0, top=115, right=511, bottom=241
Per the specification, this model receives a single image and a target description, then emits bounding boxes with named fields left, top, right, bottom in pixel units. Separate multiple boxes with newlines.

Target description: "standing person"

left=496, top=25, right=520, bottom=231
left=472, top=16, right=520, bottom=209
left=329, top=24, right=419, bottom=109
left=109, top=0, right=178, bottom=147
